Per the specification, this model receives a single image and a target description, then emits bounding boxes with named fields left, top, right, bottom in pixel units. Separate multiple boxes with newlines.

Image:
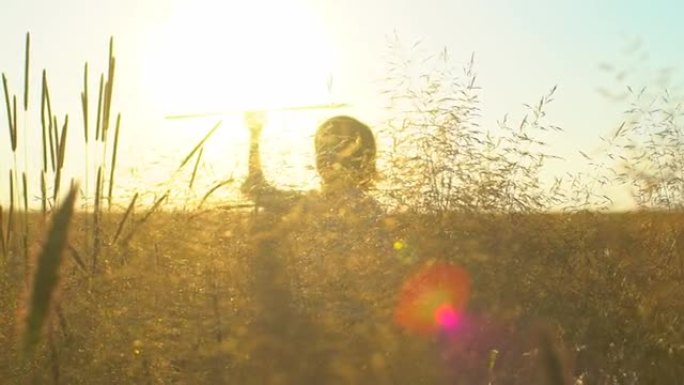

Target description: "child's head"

left=314, top=116, right=377, bottom=190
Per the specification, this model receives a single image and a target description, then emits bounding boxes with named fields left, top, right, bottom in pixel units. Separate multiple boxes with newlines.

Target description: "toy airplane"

left=165, top=102, right=350, bottom=120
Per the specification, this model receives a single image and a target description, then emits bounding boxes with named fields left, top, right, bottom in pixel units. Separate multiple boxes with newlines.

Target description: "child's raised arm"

left=241, top=111, right=302, bottom=213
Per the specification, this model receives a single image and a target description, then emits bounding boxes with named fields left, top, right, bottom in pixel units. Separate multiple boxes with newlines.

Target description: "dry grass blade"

left=178, top=120, right=222, bottom=170
left=107, top=113, right=121, bottom=209
left=22, top=183, right=78, bottom=356
left=197, top=177, right=234, bottom=210
left=121, top=192, right=168, bottom=245
left=138, top=192, right=168, bottom=225
left=189, top=147, right=203, bottom=189
left=112, top=192, right=138, bottom=244
left=67, top=243, right=87, bottom=272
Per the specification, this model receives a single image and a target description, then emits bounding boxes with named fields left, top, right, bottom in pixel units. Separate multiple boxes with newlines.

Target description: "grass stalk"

left=82, top=62, right=90, bottom=255
left=178, top=120, right=222, bottom=170
left=22, top=172, right=28, bottom=213
left=107, top=113, right=121, bottom=210
left=67, top=244, right=87, bottom=272
left=112, top=192, right=138, bottom=244
left=57, top=116, right=68, bottom=174
left=43, top=74, right=56, bottom=172
left=49, top=116, right=56, bottom=173
left=52, top=115, right=69, bottom=204
left=81, top=63, right=89, bottom=143
left=21, top=183, right=78, bottom=356
left=12, top=95, right=17, bottom=151
left=197, top=177, right=234, bottom=210
left=41, top=71, right=48, bottom=173
left=121, top=192, right=168, bottom=246
left=189, top=147, right=203, bottom=190
left=95, top=74, right=103, bottom=142
left=41, top=171, right=47, bottom=216
left=101, top=38, right=115, bottom=141
left=2, top=74, right=14, bottom=146
left=23, top=32, right=30, bottom=111
left=92, top=167, right=103, bottom=272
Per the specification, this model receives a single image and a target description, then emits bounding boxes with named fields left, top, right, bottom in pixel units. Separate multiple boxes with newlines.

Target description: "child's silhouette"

left=241, top=112, right=401, bottom=384
left=241, top=112, right=379, bottom=212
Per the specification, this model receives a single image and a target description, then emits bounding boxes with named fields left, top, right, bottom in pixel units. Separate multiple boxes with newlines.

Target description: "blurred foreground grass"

left=1, top=209, right=682, bottom=384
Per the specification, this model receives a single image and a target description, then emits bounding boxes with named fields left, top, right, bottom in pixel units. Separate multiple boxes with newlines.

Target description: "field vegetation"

left=0, top=34, right=682, bottom=384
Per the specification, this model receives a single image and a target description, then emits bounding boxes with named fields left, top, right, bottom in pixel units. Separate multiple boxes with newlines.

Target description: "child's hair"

left=314, top=116, right=377, bottom=188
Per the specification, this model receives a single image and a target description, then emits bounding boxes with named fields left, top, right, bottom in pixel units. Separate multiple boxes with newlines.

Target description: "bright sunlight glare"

left=136, top=0, right=340, bottom=197
left=142, top=0, right=336, bottom=117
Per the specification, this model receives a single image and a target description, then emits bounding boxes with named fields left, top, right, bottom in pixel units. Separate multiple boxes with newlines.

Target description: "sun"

left=137, top=0, right=338, bottom=195
left=142, top=0, right=336, bottom=117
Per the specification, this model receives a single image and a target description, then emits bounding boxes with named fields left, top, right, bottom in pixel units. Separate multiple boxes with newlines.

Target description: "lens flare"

left=435, top=303, right=459, bottom=330
left=394, top=261, right=471, bottom=334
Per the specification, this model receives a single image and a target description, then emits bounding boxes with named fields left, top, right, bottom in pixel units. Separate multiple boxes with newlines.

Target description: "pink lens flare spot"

left=394, top=261, right=471, bottom=334
left=434, top=303, right=460, bottom=330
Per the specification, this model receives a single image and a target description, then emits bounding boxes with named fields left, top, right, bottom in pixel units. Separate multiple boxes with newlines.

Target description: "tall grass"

left=0, top=33, right=148, bottom=383
left=379, top=36, right=565, bottom=215
left=21, top=183, right=78, bottom=355
left=379, top=35, right=684, bottom=214
left=0, top=33, right=136, bottom=277
left=0, top=32, right=682, bottom=385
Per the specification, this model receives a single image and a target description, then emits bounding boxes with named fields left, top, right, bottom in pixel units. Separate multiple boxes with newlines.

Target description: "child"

left=241, top=112, right=400, bottom=384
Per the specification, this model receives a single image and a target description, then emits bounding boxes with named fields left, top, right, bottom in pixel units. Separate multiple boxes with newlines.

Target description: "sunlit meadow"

left=0, top=28, right=682, bottom=385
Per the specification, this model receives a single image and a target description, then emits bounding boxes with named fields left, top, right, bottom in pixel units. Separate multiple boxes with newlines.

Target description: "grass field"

left=1, top=209, right=682, bottom=384
left=2, top=33, right=684, bottom=384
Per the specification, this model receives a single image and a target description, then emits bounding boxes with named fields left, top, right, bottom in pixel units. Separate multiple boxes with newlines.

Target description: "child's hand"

left=244, top=111, right=267, bottom=136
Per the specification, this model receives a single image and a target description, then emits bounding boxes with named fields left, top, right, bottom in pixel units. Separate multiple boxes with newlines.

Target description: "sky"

left=1, top=0, right=683, bottom=210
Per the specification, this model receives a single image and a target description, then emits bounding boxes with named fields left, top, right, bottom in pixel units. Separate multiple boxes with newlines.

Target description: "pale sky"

left=1, top=0, right=683, bottom=209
